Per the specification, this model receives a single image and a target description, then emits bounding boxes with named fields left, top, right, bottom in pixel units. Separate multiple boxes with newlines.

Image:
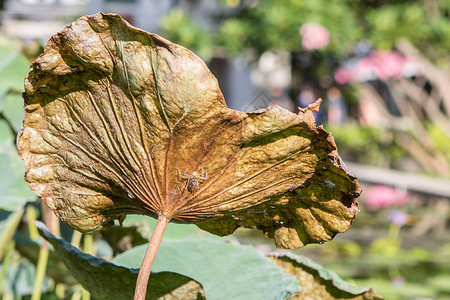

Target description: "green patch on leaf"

left=113, top=238, right=300, bottom=300
left=0, top=45, right=30, bottom=95
left=2, top=92, right=25, bottom=132
left=102, top=215, right=217, bottom=254
left=0, top=119, right=35, bottom=211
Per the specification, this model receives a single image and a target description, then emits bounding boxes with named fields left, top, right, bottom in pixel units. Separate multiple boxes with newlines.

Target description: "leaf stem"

left=0, top=208, right=24, bottom=261
left=82, top=234, right=95, bottom=300
left=71, top=230, right=83, bottom=249
left=31, top=240, right=49, bottom=300
left=0, top=241, right=15, bottom=296
left=26, top=205, right=39, bottom=241
left=134, top=214, right=170, bottom=300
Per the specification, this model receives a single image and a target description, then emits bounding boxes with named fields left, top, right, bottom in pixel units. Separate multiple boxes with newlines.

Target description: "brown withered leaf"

left=18, top=13, right=360, bottom=249
left=269, top=254, right=383, bottom=300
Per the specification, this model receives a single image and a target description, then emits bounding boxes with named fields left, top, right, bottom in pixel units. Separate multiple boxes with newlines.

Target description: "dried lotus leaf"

left=18, top=12, right=360, bottom=249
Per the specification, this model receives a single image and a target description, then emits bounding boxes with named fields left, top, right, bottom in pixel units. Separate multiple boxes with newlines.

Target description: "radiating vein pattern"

left=18, top=12, right=360, bottom=249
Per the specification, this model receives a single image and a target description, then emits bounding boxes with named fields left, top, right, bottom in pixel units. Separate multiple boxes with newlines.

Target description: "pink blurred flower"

left=299, top=23, right=330, bottom=51
left=365, top=185, right=410, bottom=210
left=334, top=50, right=419, bottom=83
left=334, top=68, right=352, bottom=84
left=359, top=51, right=406, bottom=80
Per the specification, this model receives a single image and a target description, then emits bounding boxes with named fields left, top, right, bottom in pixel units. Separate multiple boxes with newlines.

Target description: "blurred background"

left=0, top=0, right=450, bottom=299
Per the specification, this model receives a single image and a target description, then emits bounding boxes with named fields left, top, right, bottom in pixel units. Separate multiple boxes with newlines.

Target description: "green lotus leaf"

left=113, top=237, right=300, bottom=300
left=35, top=221, right=205, bottom=300
left=0, top=119, right=35, bottom=211
left=0, top=44, right=30, bottom=96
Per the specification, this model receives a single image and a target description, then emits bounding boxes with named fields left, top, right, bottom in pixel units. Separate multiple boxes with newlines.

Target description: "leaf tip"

left=298, top=98, right=322, bottom=113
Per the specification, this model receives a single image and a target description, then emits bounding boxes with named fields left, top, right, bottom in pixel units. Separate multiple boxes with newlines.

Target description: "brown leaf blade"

left=269, top=254, right=383, bottom=300
left=18, top=12, right=360, bottom=249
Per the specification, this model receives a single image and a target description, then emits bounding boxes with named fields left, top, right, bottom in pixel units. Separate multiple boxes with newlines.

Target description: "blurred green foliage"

left=2, top=2, right=450, bottom=298
left=365, top=2, right=450, bottom=64
left=160, top=8, right=213, bottom=60
left=160, top=0, right=450, bottom=66
left=327, top=123, right=450, bottom=174
left=325, top=124, right=407, bottom=169
left=428, top=124, right=450, bottom=163
left=218, top=0, right=361, bottom=57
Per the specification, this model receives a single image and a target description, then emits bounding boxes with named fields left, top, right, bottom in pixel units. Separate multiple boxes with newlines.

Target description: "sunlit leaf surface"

left=113, top=237, right=300, bottom=300
left=18, top=13, right=360, bottom=248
